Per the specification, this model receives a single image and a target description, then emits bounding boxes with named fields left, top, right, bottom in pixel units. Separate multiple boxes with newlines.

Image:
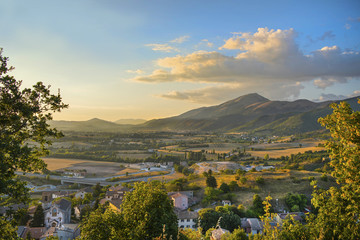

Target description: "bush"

left=255, top=176, right=265, bottom=185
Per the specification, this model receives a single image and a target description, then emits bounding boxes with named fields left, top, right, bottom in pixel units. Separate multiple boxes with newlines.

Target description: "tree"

left=251, top=194, right=265, bottom=217
left=219, top=182, right=230, bottom=193
left=120, top=182, right=178, bottom=239
left=0, top=49, right=67, bottom=202
left=80, top=208, right=126, bottom=240
left=206, top=175, right=217, bottom=188
left=30, top=204, right=44, bottom=227
left=0, top=217, right=19, bottom=240
left=309, top=100, right=360, bottom=239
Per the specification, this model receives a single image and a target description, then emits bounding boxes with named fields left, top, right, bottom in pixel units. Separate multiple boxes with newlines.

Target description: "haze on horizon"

left=0, top=0, right=359, bottom=121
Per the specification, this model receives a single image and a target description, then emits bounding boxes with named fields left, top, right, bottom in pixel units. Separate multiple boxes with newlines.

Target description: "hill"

left=49, top=94, right=360, bottom=135
left=49, top=118, right=131, bottom=132
left=141, top=93, right=360, bottom=135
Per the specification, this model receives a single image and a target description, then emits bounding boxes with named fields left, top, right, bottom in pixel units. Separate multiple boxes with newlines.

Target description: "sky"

left=0, top=0, right=359, bottom=121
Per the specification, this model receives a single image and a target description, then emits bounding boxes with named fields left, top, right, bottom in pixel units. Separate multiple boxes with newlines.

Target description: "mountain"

left=114, top=119, right=147, bottom=125
left=49, top=118, right=131, bottom=132
left=49, top=93, right=360, bottom=135
left=141, top=93, right=360, bottom=135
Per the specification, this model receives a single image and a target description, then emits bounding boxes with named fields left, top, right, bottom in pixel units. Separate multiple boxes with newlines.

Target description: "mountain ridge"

left=50, top=93, right=360, bottom=135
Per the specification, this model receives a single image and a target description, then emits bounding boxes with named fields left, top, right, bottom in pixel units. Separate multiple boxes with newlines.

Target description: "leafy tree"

left=92, top=183, right=102, bottom=198
left=0, top=217, right=19, bottom=240
left=30, top=204, right=44, bottom=227
left=219, top=182, right=230, bottom=193
left=228, top=181, right=240, bottom=191
left=0, top=49, right=67, bottom=202
left=309, top=100, right=360, bottom=239
left=221, top=227, right=248, bottom=240
left=264, top=154, right=269, bottom=161
left=285, top=193, right=307, bottom=212
left=206, top=175, right=217, bottom=188
left=198, top=208, right=221, bottom=234
left=121, top=182, right=178, bottom=239
left=251, top=194, right=265, bottom=217
left=80, top=208, right=126, bottom=240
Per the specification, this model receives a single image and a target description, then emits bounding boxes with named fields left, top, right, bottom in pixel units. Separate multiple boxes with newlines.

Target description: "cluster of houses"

left=1, top=185, right=306, bottom=239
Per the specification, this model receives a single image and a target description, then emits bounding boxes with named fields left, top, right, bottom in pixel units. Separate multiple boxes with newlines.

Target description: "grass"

left=106, top=170, right=170, bottom=182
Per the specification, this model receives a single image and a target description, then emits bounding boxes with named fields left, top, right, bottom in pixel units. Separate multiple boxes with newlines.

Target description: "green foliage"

left=285, top=193, right=307, bottom=212
left=221, top=227, right=248, bottom=240
left=308, top=100, right=360, bottom=239
left=80, top=208, right=126, bottom=240
left=0, top=49, right=67, bottom=202
left=219, top=183, right=230, bottom=193
left=206, top=175, right=217, bottom=188
left=251, top=194, right=265, bottom=217
left=255, top=176, right=265, bottom=185
left=30, top=204, right=44, bottom=227
left=0, top=217, right=19, bottom=240
left=121, top=181, right=178, bottom=239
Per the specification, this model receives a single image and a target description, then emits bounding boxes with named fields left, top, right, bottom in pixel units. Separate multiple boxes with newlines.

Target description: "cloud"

left=145, top=43, right=179, bottom=52
left=318, top=93, right=347, bottom=101
left=158, top=81, right=304, bottom=103
left=316, top=90, right=360, bottom=102
left=126, top=69, right=144, bottom=74
left=345, top=23, right=351, bottom=30
left=170, top=35, right=190, bottom=43
left=135, top=28, right=360, bottom=102
left=319, top=31, right=335, bottom=41
left=199, top=39, right=214, bottom=47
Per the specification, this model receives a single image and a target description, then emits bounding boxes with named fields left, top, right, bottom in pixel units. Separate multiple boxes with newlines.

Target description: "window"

left=181, top=219, right=184, bottom=222
left=187, top=219, right=190, bottom=222
left=186, top=225, right=190, bottom=228
left=52, top=208, right=57, bottom=217
left=180, top=225, right=184, bottom=228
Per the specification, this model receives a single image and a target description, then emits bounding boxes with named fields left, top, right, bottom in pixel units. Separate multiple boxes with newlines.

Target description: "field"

left=43, top=158, right=139, bottom=177
left=247, top=141, right=325, bottom=158
left=189, top=169, right=335, bottom=210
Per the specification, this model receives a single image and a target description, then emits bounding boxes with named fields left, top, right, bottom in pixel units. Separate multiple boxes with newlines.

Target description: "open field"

left=248, top=141, right=325, bottom=158
left=43, top=158, right=139, bottom=177
left=189, top=169, right=335, bottom=209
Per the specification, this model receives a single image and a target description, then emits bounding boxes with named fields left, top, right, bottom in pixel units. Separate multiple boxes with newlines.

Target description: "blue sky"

left=0, top=0, right=359, bottom=121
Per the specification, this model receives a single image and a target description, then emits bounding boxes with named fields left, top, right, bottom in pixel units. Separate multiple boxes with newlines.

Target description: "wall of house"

left=178, top=218, right=196, bottom=229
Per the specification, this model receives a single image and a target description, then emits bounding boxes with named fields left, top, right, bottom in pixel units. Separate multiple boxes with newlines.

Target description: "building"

left=176, top=210, right=198, bottom=229
left=44, top=199, right=71, bottom=228
left=169, top=192, right=188, bottom=210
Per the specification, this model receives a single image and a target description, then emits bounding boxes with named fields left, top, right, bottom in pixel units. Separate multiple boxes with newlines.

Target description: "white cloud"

left=170, top=35, right=190, bottom=43
left=145, top=43, right=179, bottom=52
left=126, top=69, right=144, bottom=74
left=135, top=28, right=360, bottom=103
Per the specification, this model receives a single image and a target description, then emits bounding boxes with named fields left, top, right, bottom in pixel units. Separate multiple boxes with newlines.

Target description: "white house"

left=176, top=210, right=198, bottom=229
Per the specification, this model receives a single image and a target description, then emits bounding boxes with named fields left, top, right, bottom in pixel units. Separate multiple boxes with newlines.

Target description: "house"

left=0, top=203, right=28, bottom=218
left=74, top=187, right=94, bottom=199
left=169, top=192, right=188, bottom=210
left=246, top=218, right=263, bottom=234
left=38, top=224, right=80, bottom=240
left=22, top=227, right=47, bottom=240
left=274, top=212, right=305, bottom=225
left=17, top=226, right=27, bottom=239
left=222, top=200, right=231, bottom=206
left=100, top=185, right=131, bottom=211
left=175, top=210, right=198, bottom=229
left=211, top=227, right=229, bottom=240
left=74, top=203, right=94, bottom=219
left=44, top=198, right=71, bottom=228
